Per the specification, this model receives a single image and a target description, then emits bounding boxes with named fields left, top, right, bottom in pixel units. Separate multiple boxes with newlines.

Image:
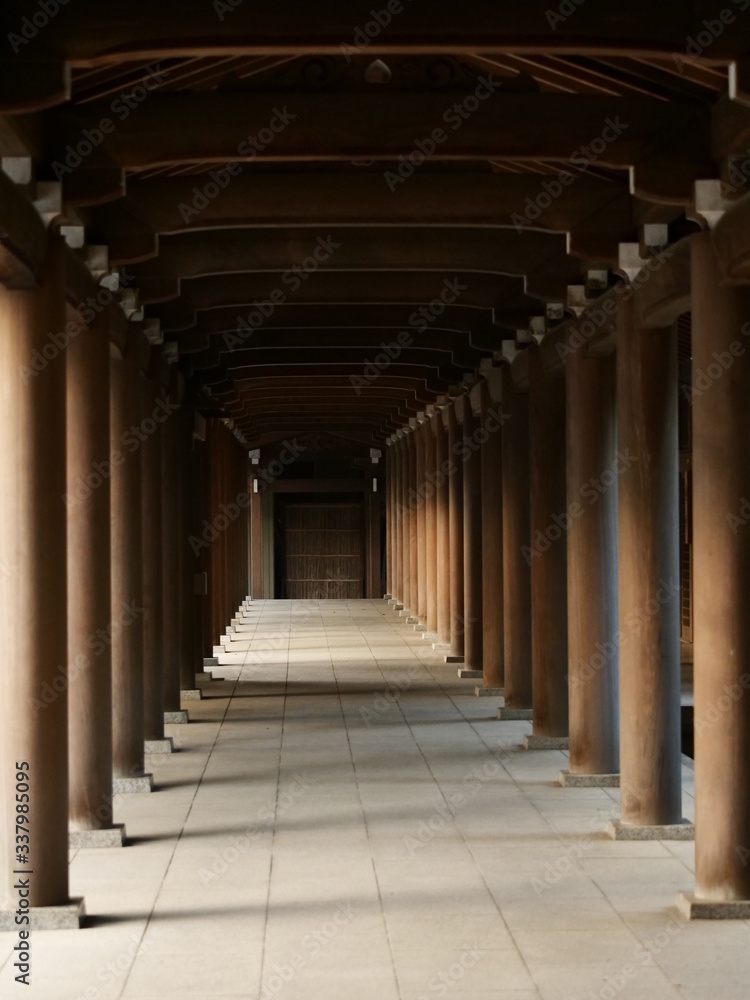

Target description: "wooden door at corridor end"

left=284, top=503, right=364, bottom=599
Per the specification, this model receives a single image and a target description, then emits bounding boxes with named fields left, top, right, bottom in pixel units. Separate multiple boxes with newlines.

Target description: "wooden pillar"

left=617, top=296, right=682, bottom=828
left=0, top=235, right=72, bottom=911
left=447, top=402, right=465, bottom=656
left=394, top=437, right=404, bottom=606
left=691, top=232, right=750, bottom=902
left=416, top=419, right=427, bottom=623
left=502, top=367, right=532, bottom=710
left=178, top=409, right=197, bottom=691
left=142, top=367, right=166, bottom=742
left=462, top=396, right=483, bottom=671
left=110, top=341, right=149, bottom=788
left=386, top=445, right=393, bottom=598
left=529, top=348, right=569, bottom=739
left=425, top=416, right=438, bottom=634
left=435, top=411, right=451, bottom=644
left=161, top=377, right=181, bottom=714
left=566, top=350, right=619, bottom=777
left=67, top=307, right=116, bottom=837
left=407, top=431, right=419, bottom=616
left=250, top=479, right=263, bottom=599
left=481, top=383, right=504, bottom=689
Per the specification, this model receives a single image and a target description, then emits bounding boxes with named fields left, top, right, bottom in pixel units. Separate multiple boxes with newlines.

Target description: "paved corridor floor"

left=2, top=599, right=749, bottom=1000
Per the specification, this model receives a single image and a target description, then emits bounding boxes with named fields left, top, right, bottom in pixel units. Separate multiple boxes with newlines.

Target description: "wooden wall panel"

left=284, top=503, right=363, bottom=599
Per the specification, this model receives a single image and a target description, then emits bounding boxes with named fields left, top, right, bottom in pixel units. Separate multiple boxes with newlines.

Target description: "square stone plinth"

left=0, top=898, right=85, bottom=930
left=677, top=892, right=750, bottom=920
left=421, top=632, right=439, bottom=641
left=383, top=593, right=393, bottom=600
left=196, top=671, right=223, bottom=683
left=392, top=603, right=404, bottom=611
left=432, top=642, right=450, bottom=651
left=524, top=735, right=569, bottom=751
left=203, top=656, right=219, bottom=666
left=497, top=707, right=533, bottom=721
left=559, top=770, right=620, bottom=788
left=398, top=609, right=412, bottom=618
left=405, top=615, right=419, bottom=625
left=145, top=738, right=174, bottom=754
left=475, top=686, right=504, bottom=697
left=113, top=773, right=154, bottom=794
left=181, top=688, right=202, bottom=701
left=412, top=623, right=427, bottom=631
left=164, top=710, right=189, bottom=724
left=457, top=668, right=482, bottom=679
left=607, top=819, right=694, bottom=841
left=445, top=655, right=465, bottom=664
left=69, top=824, right=126, bottom=849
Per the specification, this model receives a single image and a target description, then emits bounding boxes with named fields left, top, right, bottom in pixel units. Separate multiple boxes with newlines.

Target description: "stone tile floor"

left=1, top=599, right=747, bottom=999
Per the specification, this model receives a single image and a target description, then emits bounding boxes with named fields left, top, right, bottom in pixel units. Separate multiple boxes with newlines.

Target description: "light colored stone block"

left=69, top=824, right=126, bottom=849
left=524, top=735, right=569, bottom=750
left=145, top=738, right=174, bottom=754
left=559, top=770, right=620, bottom=788
left=497, top=707, right=533, bottom=721
left=677, top=892, right=750, bottom=919
left=181, top=688, right=202, bottom=701
left=113, top=774, right=153, bottom=794
left=475, top=686, right=504, bottom=697
left=607, top=819, right=695, bottom=841
left=445, top=655, right=465, bottom=664
left=0, top=898, right=85, bottom=930
left=164, top=710, right=189, bottom=724
left=432, top=642, right=450, bottom=650
left=457, top=668, right=482, bottom=678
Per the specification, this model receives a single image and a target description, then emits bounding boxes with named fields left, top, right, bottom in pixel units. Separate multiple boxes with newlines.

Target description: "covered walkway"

left=3, top=600, right=742, bottom=1000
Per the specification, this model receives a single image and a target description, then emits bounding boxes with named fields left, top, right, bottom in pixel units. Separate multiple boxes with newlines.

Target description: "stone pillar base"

left=405, top=615, right=419, bottom=625
left=196, top=671, right=223, bottom=683
left=475, top=686, right=504, bottom=697
left=607, top=819, right=694, bottom=841
left=69, top=824, right=126, bottom=849
left=0, top=898, right=86, bottom=930
left=421, top=632, right=439, bottom=642
left=524, top=735, right=569, bottom=751
left=113, top=773, right=154, bottom=794
left=497, top=707, right=533, bottom=721
left=558, top=770, right=620, bottom=788
left=181, top=688, right=202, bottom=701
left=383, top=593, right=393, bottom=600
left=676, top=893, right=750, bottom=920
left=445, top=655, right=465, bottom=664
left=164, top=710, right=189, bottom=724
left=432, top=642, right=450, bottom=651
left=392, top=603, right=404, bottom=611
left=145, top=738, right=174, bottom=754
left=203, top=656, right=219, bottom=666
left=413, top=623, right=427, bottom=632
left=398, top=608, right=412, bottom=618
left=457, top=668, right=482, bottom=679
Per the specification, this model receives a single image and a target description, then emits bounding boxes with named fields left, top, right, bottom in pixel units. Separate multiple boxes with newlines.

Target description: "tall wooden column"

left=462, top=395, right=483, bottom=671
left=142, top=366, right=168, bottom=747
left=690, top=232, right=750, bottom=906
left=616, top=296, right=682, bottom=830
left=565, top=350, right=619, bottom=779
left=424, top=415, right=438, bottom=634
left=110, top=340, right=151, bottom=791
left=179, top=410, right=198, bottom=692
left=394, top=436, right=404, bottom=606
left=416, top=419, right=427, bottom=624
left=0, top=235, right=77, bottom=918
left=435, top=412, right=451, bottom=644
left=386, top=444, right=393, bottom=599
left=447, top=402, right=465, bottom=656
left=481, top=382, right=504, bottom=689
left=501, top=367, right=532, bottom=713
left=528, top=349, right=569, bottom=742
left=161, top=374, right=181, bottom=716
left=407, top=430, right=419, bottom=617
left=67, top=306, right=119, bottom=843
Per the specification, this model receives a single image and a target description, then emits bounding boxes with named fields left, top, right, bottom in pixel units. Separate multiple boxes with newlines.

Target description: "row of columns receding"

left=0, top=235, right=250, bottom=927
left=384, top=232, right=750, bottom=918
